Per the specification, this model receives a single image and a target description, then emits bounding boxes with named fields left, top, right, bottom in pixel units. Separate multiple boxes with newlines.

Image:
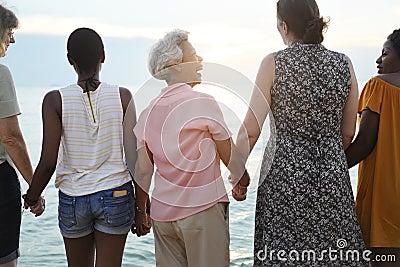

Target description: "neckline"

left=373, top=77, right=400, bottom=90
left=160, top=83, right=192, bottom=97
left=78, top=78, right=100, bottom=83
left=76, top=82, right=102, bottom=93
left=288, top=42, right=324, bottom=50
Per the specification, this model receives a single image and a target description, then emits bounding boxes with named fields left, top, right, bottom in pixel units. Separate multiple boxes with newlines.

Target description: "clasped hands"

left=22, top=194, right=45, bottom=217
left=131, top=201, right=152, bottom=237
left=230, top=170, right=250, bottom=201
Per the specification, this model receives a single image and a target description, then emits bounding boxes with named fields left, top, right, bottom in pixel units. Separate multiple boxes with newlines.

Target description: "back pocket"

left=58, top=194, right=77, bottom=228
left=101, top=193, right=134, bottom=227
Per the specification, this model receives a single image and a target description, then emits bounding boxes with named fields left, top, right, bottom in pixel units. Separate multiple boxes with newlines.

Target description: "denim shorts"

left=58, top=182, right=135, bottom=238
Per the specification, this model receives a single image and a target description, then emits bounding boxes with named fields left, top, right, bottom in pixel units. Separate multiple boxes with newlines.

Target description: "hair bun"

left=303, top=17, right=329, bottom=44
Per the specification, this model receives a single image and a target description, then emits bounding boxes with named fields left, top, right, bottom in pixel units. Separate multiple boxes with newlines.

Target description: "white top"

left=55, top=83, right=131, bottom=196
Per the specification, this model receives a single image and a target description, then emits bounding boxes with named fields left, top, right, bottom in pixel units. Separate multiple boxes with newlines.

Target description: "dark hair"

left=277, top=0, right=329, bottom=44
left=388, top=29, right=400, bottom=56
left=67, top=28, right=104, bottom=74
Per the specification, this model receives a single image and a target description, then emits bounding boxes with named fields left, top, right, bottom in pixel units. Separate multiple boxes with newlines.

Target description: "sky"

left=2, top=0, right=400, bottom=86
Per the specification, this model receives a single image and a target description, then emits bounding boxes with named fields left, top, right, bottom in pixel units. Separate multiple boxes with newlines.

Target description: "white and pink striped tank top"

left=55, top=83, right=131, bottom=196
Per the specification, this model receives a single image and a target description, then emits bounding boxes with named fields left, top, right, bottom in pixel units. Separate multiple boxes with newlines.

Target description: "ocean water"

left=15, top=85, right=359, bottom=267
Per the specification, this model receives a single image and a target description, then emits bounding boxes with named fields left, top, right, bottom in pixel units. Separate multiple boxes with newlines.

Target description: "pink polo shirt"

left=134, top=83, right=231, bottom=222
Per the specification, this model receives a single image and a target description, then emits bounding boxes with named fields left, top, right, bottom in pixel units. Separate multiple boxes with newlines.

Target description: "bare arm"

left=26, top=90, right=62, bottom=202
left=214, top=138, right=249, bottom=185
left=133, top=146, right=153, bottom=208
left=341, top=57, right=359, bottom=150
left=236, top=54, right=274, bottom=160
left=345, top=109, right=379, bottom=168
left=0, top=115, right=33, bottom=184
left=120, top=87, right=137, bottom=176
left=215, top=137, right=250, bottom=201
left=133, top=145, right=154, bottom=236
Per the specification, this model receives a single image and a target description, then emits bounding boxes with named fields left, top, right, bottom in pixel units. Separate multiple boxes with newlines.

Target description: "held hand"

left=131, top=207, right=152, bottom=237
left=23, top=198, right=30, bottom=210
left=22, top=195, right=45, bottom=217
left=232, top=170, right=250, bottom=201
left=30, top=196, right=45, bottom=217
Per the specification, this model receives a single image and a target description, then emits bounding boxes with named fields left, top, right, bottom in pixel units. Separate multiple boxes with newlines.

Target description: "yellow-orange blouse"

left=356, top=77, right=400, bottom=247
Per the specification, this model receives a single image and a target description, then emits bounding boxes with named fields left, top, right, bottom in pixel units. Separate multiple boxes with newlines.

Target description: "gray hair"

left=148, top=29, right=189, bottom=79
left=0, top=4, right=18, bottom=56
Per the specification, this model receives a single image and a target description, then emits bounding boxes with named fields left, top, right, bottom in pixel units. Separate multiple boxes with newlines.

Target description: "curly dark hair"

left=388, top=29, right=400, bottom=56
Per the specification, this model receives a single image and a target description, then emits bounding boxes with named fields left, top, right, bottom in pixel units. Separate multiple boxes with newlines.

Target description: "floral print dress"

left=254, top=43, right=369, bottom=266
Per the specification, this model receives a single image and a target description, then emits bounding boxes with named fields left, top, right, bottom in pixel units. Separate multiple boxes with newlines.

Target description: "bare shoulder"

left=260, top=53, right=275, bottom=67
left=119, top=87, right=134, bottom=114
left=119, top=87, right=132, bottom=98
left=43, top=90, right=61, bottom=104
left=256, top=53, right=276, bottom=87
left=255, top=53, right=275, bottom=80
left=43, top=90, right=61, bottom=115
left=375, top=74, right=400, bottom=88
left=119, top=87, right=133, bottom=103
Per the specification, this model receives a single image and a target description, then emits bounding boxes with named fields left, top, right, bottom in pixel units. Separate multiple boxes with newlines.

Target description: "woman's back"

left=254, top=43, right=367, bottom=266
left=56, top=83, right=131, bottom=196
left=272, top=43, right=350, bottom=141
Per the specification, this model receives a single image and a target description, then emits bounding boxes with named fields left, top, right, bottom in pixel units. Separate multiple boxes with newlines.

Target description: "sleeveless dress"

left=254, top=43, right=369, bottom=266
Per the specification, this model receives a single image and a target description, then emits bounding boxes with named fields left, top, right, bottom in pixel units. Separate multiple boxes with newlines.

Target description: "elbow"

left=358, top=131, right=378, bottom=159
left=35, top=157, right=57, bottom=178
left=248, top=128, right=261, bottom=142
left=345, top=135, right=377, bottom=167
left=342, top=130, right=355, bottom=150
left=360, top=139, right=376, bottom=158
left=240, top=123, right=261, bottom=142
left=243, top=130, right=260, bottom=151
left=0, top=134, right=21, bottom=148
left=134, top=170, right=152, bottom=181
left=36, top=163, right=56, bottom=178
left=342, top=136, right=353, bottom=150
left=133, top=171, right=152, bottom=193
left=342, top=129, right=355, bottom=142
left=133, top=164, right=153, bottom=184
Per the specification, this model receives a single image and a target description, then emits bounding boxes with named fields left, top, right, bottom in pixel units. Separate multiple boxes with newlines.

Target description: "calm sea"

left=15, top=85, right=359, bottom=267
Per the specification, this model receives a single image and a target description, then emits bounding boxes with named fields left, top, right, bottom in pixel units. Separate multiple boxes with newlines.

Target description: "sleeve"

left=0, top=65, right=21, bottom=118
left=358, top=78, right=385, bottom=115
left=203, top=95, right=232, bottom=140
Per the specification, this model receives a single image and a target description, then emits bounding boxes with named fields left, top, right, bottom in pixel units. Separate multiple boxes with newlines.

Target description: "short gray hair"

left=148, top=29, right=189, bottom=79
left=0, top=4, right=18, bottom=57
